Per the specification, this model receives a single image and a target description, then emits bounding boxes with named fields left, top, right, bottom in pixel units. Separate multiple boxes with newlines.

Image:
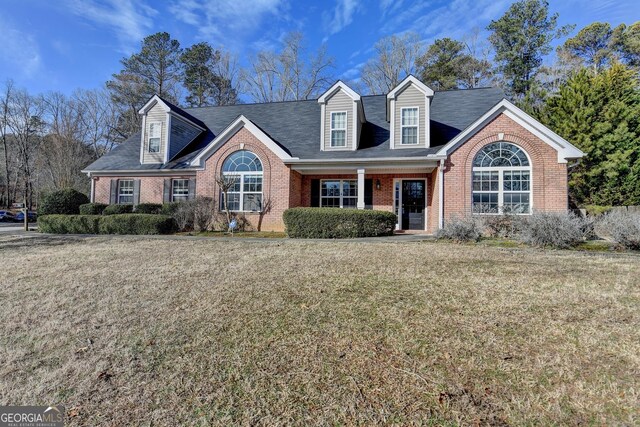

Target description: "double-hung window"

left=118, top=180, right=134, bottom=204
left=401, top=107, right=418, bottom=145
left=472, top=142, right=531, bottom=214
left=330, top=112, right=347, bottom=147
left=320, top=180, right=357, bottom=208
left=220, top=150, right=263, bottom=212
left=148, top=122, right=161, bottom=153
left=172, top=179, right=190, bottom=202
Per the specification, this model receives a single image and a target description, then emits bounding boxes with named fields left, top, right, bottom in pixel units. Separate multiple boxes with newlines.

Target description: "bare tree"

left=40, top=92, right=93, bottom=192
left=461, top=28, right=493, bottom=88
left=213, top=51, right=240, bottom=106
left=0, top=80, right=14, bottom=207
left=241, top=31, right=335, bottom=102
left=361, top=32, right=422, bottom=94
left=73, top=88, right=119, bottom=158
left=215, top=173, right=237, bottom=230
left=7, top=89, right=45, bottom=208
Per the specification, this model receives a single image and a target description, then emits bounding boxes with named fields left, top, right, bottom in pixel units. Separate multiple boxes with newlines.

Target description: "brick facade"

left=91, top=113, right=570, bottom=234
left=442, top=113, right=568, bottom=223
left=194, top=127, right=294, bottom=232
left=93, top=174, right=195, bottom=205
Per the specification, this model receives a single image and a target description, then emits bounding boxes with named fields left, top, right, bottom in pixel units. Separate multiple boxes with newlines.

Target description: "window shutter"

left=163, top=178, right=171, bottom=203
left=109, top=179, right=118, bottom=205
left=364, top=179, right=373, bottom=209
left=133, top=179, right=141, bottom=205
left=188, top=178, right=196, bottom=200
left=310, top=179, right=320, bottom=207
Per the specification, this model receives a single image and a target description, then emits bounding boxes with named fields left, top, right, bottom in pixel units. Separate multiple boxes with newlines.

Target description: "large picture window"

left=472, top=142, right=531, bottom=214
left=220, top=150, right=263, bottom=212
left=118, top=179, right=134, bottom=204
left=401, top=107, right=418, bottom=145
left=320, top=180, right=357, bottom=208
left=330, top=112, right=347, bottom=147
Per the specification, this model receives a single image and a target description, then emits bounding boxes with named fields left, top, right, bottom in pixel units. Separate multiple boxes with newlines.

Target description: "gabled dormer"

left=318, top=81, right=365, bottom=151
left=138, top=95, right=206, bottom=164
left=387, top=75, right=434, bottom=149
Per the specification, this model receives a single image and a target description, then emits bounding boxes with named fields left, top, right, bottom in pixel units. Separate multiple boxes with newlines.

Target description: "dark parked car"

left=14, top=211, right=37, bottom=222
left=0, top=210, right=15, bottom=222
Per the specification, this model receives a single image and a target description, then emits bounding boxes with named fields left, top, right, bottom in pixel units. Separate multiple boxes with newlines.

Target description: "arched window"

left=221, top=150, right=263, bottom=212
left=472, top=142, right=531, bottom=214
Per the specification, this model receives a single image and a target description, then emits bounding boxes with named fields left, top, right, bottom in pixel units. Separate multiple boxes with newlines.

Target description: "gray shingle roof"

left=84, top=87, right=504, bottom=172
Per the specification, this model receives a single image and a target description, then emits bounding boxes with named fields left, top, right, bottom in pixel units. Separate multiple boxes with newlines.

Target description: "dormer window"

left=401, top=107, right=419, bottom=145
left=330, top=112, right=347, bottom=147
left=148, top=122, right=161, bottom=153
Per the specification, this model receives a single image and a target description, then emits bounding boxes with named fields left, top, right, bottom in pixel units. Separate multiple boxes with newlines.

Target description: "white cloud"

left=0, top=17, right=41, bottom=77
left=380, top=0, right=512, bottom=42
left=323, top=0, right=362, bottom=36
left=65, top=0, right=158, bottom=53
left=169, top=0, right=286, bottom=47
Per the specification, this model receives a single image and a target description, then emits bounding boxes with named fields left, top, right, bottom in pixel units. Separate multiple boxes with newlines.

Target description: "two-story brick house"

left=83, top=76, right=584, bottom=233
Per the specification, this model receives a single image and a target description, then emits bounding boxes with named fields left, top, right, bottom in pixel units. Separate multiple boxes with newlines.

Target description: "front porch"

left=290, top=160, right=441, bottom=233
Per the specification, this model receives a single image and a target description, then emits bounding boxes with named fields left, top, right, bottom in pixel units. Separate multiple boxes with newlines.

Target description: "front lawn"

left=0, top=236, right=638, bottom=425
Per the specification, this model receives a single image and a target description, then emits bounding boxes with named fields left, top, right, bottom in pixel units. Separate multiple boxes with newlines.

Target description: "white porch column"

left=357, top=168, right=365, bottom=209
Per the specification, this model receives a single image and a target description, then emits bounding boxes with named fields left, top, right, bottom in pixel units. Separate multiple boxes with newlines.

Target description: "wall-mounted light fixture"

left=376, top=179, right=381, bottom=190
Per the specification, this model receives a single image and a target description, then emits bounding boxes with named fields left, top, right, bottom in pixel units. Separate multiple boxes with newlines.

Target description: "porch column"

left=357, top=168, right=365, bottom=209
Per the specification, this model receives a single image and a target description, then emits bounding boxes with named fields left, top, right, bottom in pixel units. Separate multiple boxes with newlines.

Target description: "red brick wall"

left=195, top=127, right=294, bottom=231
left=93, top=175, right=195, bottom=204
left=442, top=113, right=568, bottom=222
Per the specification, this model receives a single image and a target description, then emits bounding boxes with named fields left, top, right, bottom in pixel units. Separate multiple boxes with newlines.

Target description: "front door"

left=401, top=180, right=425, bottom=230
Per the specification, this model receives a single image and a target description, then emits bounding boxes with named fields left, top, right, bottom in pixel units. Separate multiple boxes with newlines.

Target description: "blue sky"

left=0, top=0, right=637, bottom=98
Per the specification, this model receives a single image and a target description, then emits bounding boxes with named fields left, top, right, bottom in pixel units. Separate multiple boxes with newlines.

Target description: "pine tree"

left=542, top=63, right=640, bottom=206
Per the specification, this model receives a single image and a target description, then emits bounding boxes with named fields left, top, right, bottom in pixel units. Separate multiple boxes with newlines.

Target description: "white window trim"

left=471, top=166, right=533, bottom=215
left=117, top=179, right=134, bottom=205
left=400, top=107, right=419, bottom=145
left=320, top=179, right=358, bottom=208
left=148, top=121, right=162, bottom=153
left=330, top=111, right=348, bottom=148
left=171, top=178, right=190, bottom=202
left=222, top=171, right=263, bottom=213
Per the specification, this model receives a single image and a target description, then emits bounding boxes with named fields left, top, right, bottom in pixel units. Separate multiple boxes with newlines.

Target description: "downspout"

left=88, top=172, right=94, bottom=203
left=438, top=159, right=444, bottom=229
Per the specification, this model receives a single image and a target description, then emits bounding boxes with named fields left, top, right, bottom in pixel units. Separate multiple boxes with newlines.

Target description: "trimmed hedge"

left=160, top=202, right=182, bottom=215
left=38, top=215, right=101, bottom=234
left=39, top=214, right=176, bottom=235
left=38, top=188, right=89, bottom=215
left=283, top=207, right=396, bottom=238
left=99, top=214, right=176, bottom=235
left=103, top=204, right=133, bottom=215
left=79, top=203, right=108, bottom=215
left=135, top=203, right=162, bottom=214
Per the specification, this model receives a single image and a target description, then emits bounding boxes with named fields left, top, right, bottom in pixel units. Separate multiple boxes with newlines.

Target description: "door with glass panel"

left=396, top=180, right=425, bottom=230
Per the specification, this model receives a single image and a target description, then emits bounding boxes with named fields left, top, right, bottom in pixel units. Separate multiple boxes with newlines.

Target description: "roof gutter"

left=283, top=156, right=440, bottom=165
left=81, top=169, right=198, bottom=176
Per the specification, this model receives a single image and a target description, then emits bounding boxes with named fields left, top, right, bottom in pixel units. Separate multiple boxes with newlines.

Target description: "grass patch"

left=178, top=230, right=287, bottom=238
left=0, top=237, right=638, bottom=425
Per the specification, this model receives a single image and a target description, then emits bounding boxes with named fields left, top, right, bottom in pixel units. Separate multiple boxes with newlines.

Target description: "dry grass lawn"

left=0, top=235, right=639, bottom=426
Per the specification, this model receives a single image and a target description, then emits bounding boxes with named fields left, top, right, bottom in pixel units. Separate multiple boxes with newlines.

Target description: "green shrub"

left=160, top=202, right=182, bottom=215
left=79, top=203, right=108, bottom=215
left=38, top=215, right=101, bottom=234
left=38, top=188, right=89, bottom=215
left=98, top=214, right=176, bottom=235
left=437, top=215, right=483, bottom=242
left=583, top=205, right=612, bottom=216
left=103, top=204, right=133, bottom=215
left=283, top=208, right=396, bottom=238
left=135, top=203, right=162, bottom=214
